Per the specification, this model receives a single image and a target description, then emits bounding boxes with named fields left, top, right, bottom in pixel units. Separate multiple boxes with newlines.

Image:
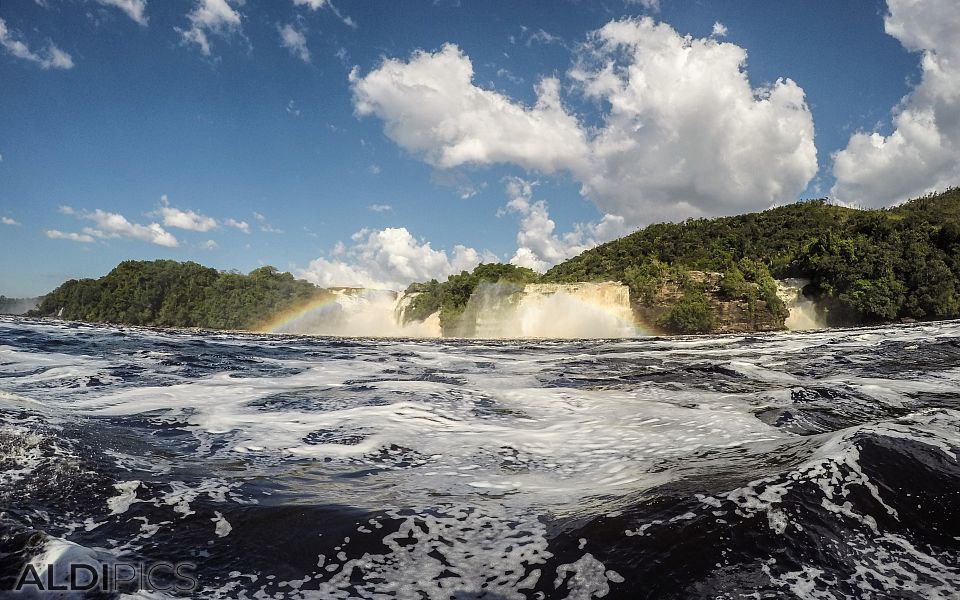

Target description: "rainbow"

left=256, top=293, right=346, bottom=334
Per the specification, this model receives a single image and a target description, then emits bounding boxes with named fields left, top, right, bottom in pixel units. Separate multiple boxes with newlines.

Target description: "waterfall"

left=270, top=281, right=636, bottom=338
left=452, top=281, right=637, bottom=339
left=270, top=288, right=441, bottom=337
left=776, top=279, right=824, bottom=330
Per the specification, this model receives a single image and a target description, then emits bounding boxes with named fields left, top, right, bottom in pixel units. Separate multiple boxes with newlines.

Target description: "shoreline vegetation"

left=24, top=188, right=960, bottom=336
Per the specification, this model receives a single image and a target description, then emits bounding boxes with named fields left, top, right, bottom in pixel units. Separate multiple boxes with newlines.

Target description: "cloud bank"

left=350, top=17, right=818, bottom=226
left=298, top=227, right=495, bottom=290
left=832, top=0, right=960, bottom=206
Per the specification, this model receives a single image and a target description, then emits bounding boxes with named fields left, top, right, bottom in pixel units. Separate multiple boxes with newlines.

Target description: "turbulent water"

left=1, top=316, right=960, bottom=598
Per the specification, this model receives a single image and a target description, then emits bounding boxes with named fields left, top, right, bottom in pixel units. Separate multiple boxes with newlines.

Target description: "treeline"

left=29, top=260, right=322, bottom=330
left=544, top=188, right=960, bottom=326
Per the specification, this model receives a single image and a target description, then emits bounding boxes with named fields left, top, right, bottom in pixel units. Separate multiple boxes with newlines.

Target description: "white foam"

left=107, top=480, right=141, bottom=515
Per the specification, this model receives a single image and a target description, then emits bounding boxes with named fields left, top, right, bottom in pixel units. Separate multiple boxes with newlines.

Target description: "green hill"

left=543, top=188, right=960, bottom=326
left=30, top=260, right=323, bottom=330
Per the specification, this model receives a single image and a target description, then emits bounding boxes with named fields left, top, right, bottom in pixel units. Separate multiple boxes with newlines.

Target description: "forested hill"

left=29, top=261, right=322, bottom=330
left=543, top=188, right=960, bottom=326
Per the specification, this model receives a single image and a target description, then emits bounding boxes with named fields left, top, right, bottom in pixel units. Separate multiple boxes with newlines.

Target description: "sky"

left=1, top=0, right=958, bottom=296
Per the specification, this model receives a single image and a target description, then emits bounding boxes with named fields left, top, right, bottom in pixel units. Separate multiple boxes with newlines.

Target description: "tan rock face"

left=632, top=271, right=787, bottom=335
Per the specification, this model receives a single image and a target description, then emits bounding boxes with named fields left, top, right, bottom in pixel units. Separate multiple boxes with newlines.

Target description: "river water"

left=1, top=316, right=959, bottom=598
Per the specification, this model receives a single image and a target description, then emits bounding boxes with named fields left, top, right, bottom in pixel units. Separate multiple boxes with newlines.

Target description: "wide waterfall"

left=776, top=278, right=825, bottom=330
left=264, top=288, right=442, bottom=337
left=455, top=281, right=636, bottom=338
left=267, top=282, right=637, bottom=338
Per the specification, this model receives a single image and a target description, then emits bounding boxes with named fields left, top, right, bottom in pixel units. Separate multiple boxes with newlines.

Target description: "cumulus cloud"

left=176, top=0, right=243, bottom=57
left=831, top=0, right=960, bottom=206
left=570, top=18, right=817, bottom=222
left=279, top=22, right=310, bottom=63
left=225, top=218, right=250, bottom=233
left=350, top=43, right=590, bottom=174
left=711, top=21, right=728, bottom=37
left=64, top=208, right=179, bottom=247
left=0, top=18, right=73, bottom=69
left=351, top=19, right=818, bottom=225
left=201, top=239, right=218, bottom=250
left=95, top=0, right=148, bottom=26
left=298, top=227, right=495, bottom=290
left=2, top=216, right=20, bottom=226
left=156, top=195, right=218, bottom=231
left=45, top=229, right=95, bottom=243
left=501, top=178, right=627, bottom=272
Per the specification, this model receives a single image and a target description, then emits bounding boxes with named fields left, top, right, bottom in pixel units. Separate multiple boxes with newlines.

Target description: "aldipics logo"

left=13, top=561, right=198, bottom=594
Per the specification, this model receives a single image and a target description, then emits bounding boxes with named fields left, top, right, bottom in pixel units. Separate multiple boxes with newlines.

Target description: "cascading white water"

left=776, top=279, right=824, bottom=330
left=275, top=282, right=638, bottom=338
left=456, top=281, right=637, bottom=339
left=271, top=289, right=441, bottom=337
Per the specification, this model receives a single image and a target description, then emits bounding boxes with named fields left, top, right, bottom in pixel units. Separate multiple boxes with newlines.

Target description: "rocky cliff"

left=633, top=271, right=787, bottom=335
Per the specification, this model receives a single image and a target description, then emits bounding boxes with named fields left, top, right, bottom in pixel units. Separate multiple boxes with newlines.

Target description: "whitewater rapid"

left=1, top=316, right=959, bottom=598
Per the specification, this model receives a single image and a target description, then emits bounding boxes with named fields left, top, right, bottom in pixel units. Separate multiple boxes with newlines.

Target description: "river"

left=1, top=316, right=958, bottom=598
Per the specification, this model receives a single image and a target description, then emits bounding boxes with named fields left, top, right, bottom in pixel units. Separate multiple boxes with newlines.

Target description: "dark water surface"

left=1, top=316, right=959, bottom=598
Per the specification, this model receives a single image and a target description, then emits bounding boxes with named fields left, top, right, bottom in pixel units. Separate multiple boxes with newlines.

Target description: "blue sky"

left=1, top=0, right=956, bottom=295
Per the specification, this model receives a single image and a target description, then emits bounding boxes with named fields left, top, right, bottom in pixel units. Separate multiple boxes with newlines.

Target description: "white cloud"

left=156, top=195, right=218, bottom=231
left=75, top=208, right=179, bottom=247
left=831, top=0, right=960, bottom=206
left=570, top=18, right=817, bottom=223
left=58, top=205, right=75, bottom=215
left=368, top=164, right=381, bottom=175
left=711, top=21, right=728, bottom=37
left=202, top=239, right=218, bottom=250
left=526, top=29, right=564, bottom=48
left=298, top=227, right=495, bottom=290
left=501, top=178, right=627, bottom=272
left=350, top=43, right=590, bottom=174
left=368, top=203, right=392, bottom=212
left=95, top=0, right=148, bottom=26
left=46, top=229, right=95, bottom=243
left=251, top=211, right=283, bottom=233
left=2, top=216, right=20, bottom=226
left=225, top=218, right=250, bottom=233
left=176, top=0, right=243, bottom=57
left=625, top=0, right=659, bottom=10
left=292, top=0, right=356, bottom=28
left=286, top=100, right=301, bottom=116
left=352, top=20, right=817, bottom=226
left=0, top=18, right=74, bottom=69
left=279, top=22, right=310, bottom=63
